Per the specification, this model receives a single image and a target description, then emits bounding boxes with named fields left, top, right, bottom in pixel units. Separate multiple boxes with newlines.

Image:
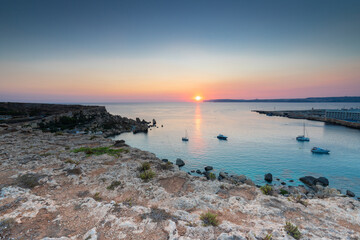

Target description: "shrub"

left=289, top=195, right=308, bottom=207
left=284, top=222, right=301, bottom=240
left=160, top=161, right=173, bottom=170
left=17, top=173, right=41, bottom=189
left=64, top=159, right=79, bottom=165
left=140, top=162, right=151, bottom=171
left=264, top=234, right=272, bottom=240
left=93, top=192, right=102, bottom=202
left=209, top=172, right=216, bottom=181
left=72, top=146, right=128, bottom=157
left=54, top=131, right=63, bottom=136
left=260, top=184, right=272, bottom=195
left=123, top=198, right=133, bottom=207
left=139, top=170, right=155, bottom=181
left=107, top=181, right=121, bottom=190
left=280, top=189, right=289, bottom=195
left=200, top=212, right=219, bottom=226
left=67, top=168, right=82, bottom=175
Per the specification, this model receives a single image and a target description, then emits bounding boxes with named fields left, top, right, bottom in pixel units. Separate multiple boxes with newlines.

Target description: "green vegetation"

left=72, top=146, right=127, bottom=157
left=280, top=189, right=289, bottom=195
left=200, top=212, right=219, bottom=226
left=160, top=161, right=173, bottom=170
left=107, top=181, right=121, bottom=190
left=264, top=234, right=272, bottom=240
left=139, top=170, right=155, bottom=181
left=93, top=192, right=102, bottom=202
left=260, top=184, right=272, bottom=195
left=89, top=135, right=98, bottom=140
left=123, top=198, right=133, bottom=207
left=289, top=195, right=308, bottom=207
left=64, top=159, right=80, bottom=165
left=139, top=162, right=151, bottom=171
left=54, top=131, right=63, bottom=136
left=284, top=222, right=301, bottom=240
left=17, top=173, right=41, bottom=189
left=209, top=172, right=216, bottom=181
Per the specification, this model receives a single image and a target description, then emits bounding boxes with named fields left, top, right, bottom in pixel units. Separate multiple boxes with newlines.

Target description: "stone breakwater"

left=253, top=109, right=360, bottom=130
left=0, top=127, right=359, bottom=239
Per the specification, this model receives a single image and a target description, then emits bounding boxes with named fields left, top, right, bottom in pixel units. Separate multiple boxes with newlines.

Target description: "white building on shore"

left=325, top=109, right=360, bottom=122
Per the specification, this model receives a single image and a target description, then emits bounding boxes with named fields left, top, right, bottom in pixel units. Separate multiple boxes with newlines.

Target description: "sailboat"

left=182, top=130, right=189, bottom=141
left=296, top=123, right=310, bottom=141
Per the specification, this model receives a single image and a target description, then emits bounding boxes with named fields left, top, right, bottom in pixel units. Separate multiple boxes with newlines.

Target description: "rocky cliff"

left=0, top=102, right=149, bottom=137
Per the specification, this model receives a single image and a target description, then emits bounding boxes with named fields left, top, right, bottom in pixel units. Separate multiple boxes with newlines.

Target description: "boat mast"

left=303, top=123, right=305, bottom=136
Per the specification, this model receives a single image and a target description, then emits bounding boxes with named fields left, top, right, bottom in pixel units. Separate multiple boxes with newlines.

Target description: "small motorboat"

left=182, top=130, right=189, bottom=141
left=311, top=147, right=330, bottom=154
left=296, top=123, right=310, bottom=141
left=217, top=134, right=228, bottom=140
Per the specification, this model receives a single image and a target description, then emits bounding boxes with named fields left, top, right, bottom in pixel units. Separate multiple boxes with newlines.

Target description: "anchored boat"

left=182, top=130, right=189, bottom=141
left=311, top=147, right=330, bottom=154
left=217, top=134, right=228, bottom=140
left=296, top=123, right=310, bottom=141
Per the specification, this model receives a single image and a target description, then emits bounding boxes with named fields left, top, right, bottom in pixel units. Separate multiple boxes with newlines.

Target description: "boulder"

left=113, top=140, right=128, bottom=147
left=346, top=190, right=355, bottom=197
left=219, top=172, right=228, bottom=179
left=232, top=174, right=247, bottom=183
left=162, top=159, right=169, bottom=163
left=281, top=182, right=286, bottom=185
left=264, top=173, right=273, bottom=183
left=317, top=177, right=329, bottom=187
left=244, top=179, right=255, bottom=186
left=152, top=119, right=157, bottom=125
left=175, top=158, right=185, bottom=167
left=196, top=170, right=202, bottom=174
left=204, top=166, right=213, bottom=171
left=300, top=176, right=329, bottom=188
left=299, top=176, right=317, bottom=186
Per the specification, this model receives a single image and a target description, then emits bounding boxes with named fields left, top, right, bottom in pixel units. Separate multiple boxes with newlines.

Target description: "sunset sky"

left=1, top=0, right=360, bottom=102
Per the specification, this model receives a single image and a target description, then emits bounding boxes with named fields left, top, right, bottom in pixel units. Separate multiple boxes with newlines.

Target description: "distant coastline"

left=205, top=96, right=360, bottom=103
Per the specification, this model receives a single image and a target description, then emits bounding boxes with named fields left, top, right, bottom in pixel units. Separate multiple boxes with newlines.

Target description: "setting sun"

left=195, top=96, right=202, bottom=101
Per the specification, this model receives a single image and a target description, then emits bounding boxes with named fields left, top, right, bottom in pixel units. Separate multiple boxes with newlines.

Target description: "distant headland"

left=205, top=96, right=360, bottom=103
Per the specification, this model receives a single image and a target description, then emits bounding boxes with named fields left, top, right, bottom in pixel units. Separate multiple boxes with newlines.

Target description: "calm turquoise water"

left=106, top=102, right=360, bottom=196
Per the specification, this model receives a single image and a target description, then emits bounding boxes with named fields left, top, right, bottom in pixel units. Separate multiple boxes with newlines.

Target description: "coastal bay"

left=0, top=122, right=360, bottom=239
left=1, top=103, right=360, bottom=239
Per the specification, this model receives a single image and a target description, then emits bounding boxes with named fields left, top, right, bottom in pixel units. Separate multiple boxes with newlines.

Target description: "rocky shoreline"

left=1, top=120, right=360, bottom=239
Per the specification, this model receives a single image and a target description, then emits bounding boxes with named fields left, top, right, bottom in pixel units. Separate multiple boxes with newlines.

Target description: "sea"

left=103, top=102, right=360, bottom=197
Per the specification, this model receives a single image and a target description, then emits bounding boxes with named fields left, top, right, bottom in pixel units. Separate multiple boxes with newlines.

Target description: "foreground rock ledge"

left=0, top=129, right=359, bottom=239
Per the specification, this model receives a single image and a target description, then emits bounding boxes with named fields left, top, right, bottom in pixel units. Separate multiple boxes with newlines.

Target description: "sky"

left=0, top=0, right=360, bottom=103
